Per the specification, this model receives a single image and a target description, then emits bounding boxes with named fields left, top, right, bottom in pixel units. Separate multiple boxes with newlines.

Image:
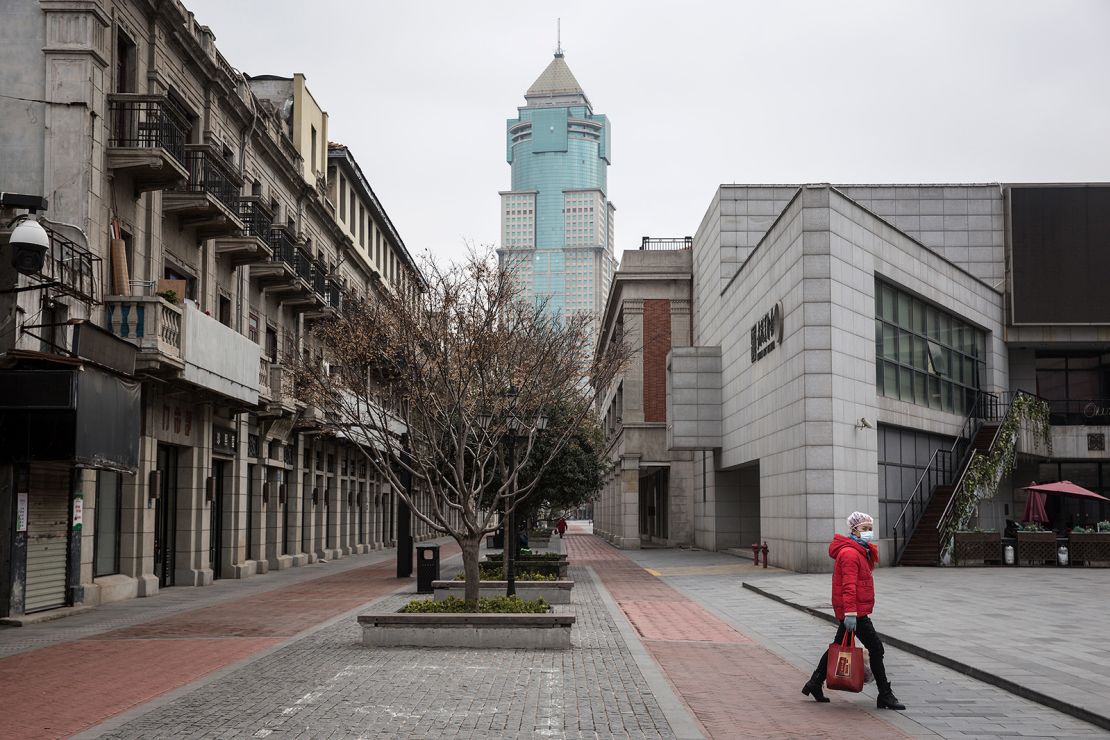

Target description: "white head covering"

left=846, top=511, right=874, bottom=533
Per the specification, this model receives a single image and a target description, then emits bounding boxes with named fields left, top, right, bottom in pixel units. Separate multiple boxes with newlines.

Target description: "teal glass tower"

left=499, top=51, right=616, bottom=321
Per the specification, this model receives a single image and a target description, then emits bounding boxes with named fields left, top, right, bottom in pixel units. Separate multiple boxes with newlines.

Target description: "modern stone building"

left=593, top=239, right=695, bottom=548
left=497, top=49, right=617, bottom=322
left=666, top=183, right=1110, bottom=572
left=0, top=0, right=438, bottom=619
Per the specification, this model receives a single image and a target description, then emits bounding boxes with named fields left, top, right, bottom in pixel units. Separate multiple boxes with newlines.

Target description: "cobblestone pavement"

left=88, top=557, right=681, bottom=740
left=741, top=566, right=1110, bottom=731
left=621, top=546, right=1110, bottom=740
left=0, top=542, right=459, bottom=739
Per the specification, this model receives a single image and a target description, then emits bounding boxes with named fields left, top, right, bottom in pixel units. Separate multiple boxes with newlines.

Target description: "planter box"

left=431, top=579, right=574, bottom=604
left=1016, top=531, right=1057, bottom=565
left=954, top=532, right=1003, bottom=565
left=1068, top=533, right=1110, bottom=566
left=486, top=553, right=568, bottom=561
left=358, top=613, right=575, bottom=649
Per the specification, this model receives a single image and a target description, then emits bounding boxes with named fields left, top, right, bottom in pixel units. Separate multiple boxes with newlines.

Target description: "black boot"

left=877, top=691, right=905, bottom=710
left=802, top=677, right=830, bottom=703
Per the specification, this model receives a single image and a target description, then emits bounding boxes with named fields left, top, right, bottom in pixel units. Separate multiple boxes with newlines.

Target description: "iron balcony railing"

left=640, top=236, right=692, bottom=251
left=310, top=261, right=327, bottom=297
left=293, top=247, right=314, bottom=283
left=267, top=227, right=297, bottom=265
left=174, top=144, right=242, bottom=213
left=107, top=93, right=189, bottom=166
left=891, top=390, right=1002, bottom=563
left=237, top=197, right=274, bottom=240
left=326, top=278, right=342, bottom=308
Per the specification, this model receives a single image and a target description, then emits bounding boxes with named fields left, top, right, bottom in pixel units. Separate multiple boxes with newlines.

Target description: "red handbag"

left=825, top=630, right=865, bottom=692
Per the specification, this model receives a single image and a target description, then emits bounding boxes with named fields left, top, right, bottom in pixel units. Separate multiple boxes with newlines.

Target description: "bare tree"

left=291, top=247, right=629, bottom=607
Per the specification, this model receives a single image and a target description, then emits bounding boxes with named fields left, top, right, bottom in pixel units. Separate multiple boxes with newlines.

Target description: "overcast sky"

left=189, top=0, right=1110, bottom=264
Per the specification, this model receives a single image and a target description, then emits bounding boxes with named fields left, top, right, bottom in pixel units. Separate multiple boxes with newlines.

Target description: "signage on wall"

left=213, top=426, right=238, bottom=456
left=16, top=492, right=28, bottom=532
left=1083, top=403, right=1110, bottom=420
left=157, top=402, right=195, bottom=444
left=750, top=302, right=784, bottom=363
left=72, top=496, right=84, bottom=530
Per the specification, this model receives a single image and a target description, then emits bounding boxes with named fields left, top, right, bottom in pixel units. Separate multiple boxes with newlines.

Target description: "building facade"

left=498, top=51, right=616, bottom=321
left=0, top=0, right=439, bottom=619
left=665, top=183, right=1110, bottom=572
left=593, top=239, right=695, bottom=549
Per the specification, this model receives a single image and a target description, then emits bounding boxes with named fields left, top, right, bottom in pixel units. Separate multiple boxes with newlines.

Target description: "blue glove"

left=843, top=615, right=858, bottom=632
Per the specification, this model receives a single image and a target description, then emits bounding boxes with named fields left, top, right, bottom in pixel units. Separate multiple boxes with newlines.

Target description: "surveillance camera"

left=856, top=417, right=873, bottom=430
left=8, top=215, right=49, bottom=275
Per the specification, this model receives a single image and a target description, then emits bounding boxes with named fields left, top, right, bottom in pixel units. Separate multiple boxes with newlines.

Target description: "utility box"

left=416, top=543, right=441, bottom=594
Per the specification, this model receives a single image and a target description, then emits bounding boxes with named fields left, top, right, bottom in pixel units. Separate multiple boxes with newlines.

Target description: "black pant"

left=812, top=616, right=891, bottom=694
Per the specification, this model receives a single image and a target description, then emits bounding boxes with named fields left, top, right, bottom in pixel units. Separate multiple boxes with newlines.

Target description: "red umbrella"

left=1022, top=488, right=1049, bottom=524
left=1024, top=481, right=1110, bottom=502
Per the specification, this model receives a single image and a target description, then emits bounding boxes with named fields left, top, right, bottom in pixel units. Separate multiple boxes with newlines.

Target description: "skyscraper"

left=499, top=50, right=616, bottom=323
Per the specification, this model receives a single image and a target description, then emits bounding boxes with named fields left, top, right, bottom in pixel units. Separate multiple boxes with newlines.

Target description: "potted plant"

left=1015, top=522, right=1056, bottom=566
left=1068, top=523, right=1110, bottom=567
left=953, top=528, right=1002, bottom=566
left=155, top=289, right=178, bottom=304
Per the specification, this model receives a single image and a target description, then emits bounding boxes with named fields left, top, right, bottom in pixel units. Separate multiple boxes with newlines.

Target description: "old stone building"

left=0, top=0, right=438, bottom=618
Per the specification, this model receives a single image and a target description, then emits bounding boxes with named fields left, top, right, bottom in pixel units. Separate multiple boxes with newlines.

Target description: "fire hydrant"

left=750, top=543, right=761, bottom=565
left=761, top=541, right=769, bottom=568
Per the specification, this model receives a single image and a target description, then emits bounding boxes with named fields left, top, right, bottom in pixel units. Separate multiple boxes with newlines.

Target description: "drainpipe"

left=236, top=74, right=259, bottom=334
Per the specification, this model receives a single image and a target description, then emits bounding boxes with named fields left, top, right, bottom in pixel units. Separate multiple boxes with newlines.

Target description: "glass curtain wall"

left=875, top=279, right=986, bottom=415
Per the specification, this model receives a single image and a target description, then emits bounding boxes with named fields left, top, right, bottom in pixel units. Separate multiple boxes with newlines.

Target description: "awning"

left=1024, top=480, right=1110, bottom=502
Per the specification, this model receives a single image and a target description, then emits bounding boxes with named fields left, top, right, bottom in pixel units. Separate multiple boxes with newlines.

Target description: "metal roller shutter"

left=24, top=463, right=71, bottom=613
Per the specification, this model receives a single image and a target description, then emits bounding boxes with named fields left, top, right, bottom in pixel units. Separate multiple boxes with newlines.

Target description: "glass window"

left=875, top=279, right=986, bottom=413
left=95, top=470, right=121, bottom=577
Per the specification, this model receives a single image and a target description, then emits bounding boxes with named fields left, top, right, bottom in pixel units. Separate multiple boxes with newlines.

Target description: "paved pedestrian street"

left=1, top=527, right=1106, bottom=739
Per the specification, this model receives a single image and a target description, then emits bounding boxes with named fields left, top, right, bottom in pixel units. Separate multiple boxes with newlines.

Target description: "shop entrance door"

left=154, top=445, right=179, bottom=588
left=209, top=460, right=225, bottom=579
left=24, top=463, right=71, bottom=613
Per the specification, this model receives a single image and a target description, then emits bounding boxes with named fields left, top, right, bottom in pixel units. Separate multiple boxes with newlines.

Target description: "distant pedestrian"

left=802, top=511, right=905, bottom=711
left=555, top=516, right=568, bottom=538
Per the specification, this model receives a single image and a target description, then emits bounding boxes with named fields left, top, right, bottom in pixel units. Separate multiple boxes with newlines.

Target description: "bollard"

left=761, top=541, right=769, bottom=568
left=750, top=543, right=761, bottom=565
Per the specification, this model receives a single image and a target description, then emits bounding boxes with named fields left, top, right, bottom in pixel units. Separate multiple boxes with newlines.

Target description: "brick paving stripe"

left=563, top=533, right=910, bottom=739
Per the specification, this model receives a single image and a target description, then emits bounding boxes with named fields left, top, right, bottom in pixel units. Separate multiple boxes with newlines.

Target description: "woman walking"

left=801, top=511, right=906, bottom=710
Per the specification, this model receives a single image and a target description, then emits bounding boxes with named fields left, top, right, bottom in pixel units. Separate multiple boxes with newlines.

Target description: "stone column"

left=123, top=431, right=159, bottom=597
left=618, top=455, right=641, bottom=549
left=177, top=405, right=213, bottom=586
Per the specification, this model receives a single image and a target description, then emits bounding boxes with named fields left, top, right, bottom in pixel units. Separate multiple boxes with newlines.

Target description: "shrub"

left=1098, top=520, right=1110, bottom=533
left=453, top=568, right=556, bottom=582
left=400, top=595, right=549, bottom=614
left=485, top=551, right=564, bottom=562
left=1071, top=526, right=1093, bottom=534
left=1017, top=522, right=1047, bottom=532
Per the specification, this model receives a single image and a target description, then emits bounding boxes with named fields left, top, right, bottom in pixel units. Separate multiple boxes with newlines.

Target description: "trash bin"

left=416, top=543, right=441, bottom=594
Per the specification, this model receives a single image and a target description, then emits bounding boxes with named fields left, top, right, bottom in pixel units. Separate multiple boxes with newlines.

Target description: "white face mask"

left=857, top=530, right=874, bottom=542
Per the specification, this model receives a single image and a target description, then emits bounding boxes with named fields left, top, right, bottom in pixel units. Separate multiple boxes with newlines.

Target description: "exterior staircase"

left=899, top=423, right=997, bottom=566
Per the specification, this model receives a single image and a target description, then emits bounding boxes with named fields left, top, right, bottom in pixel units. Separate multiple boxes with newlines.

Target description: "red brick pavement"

left=0, top=542, right=458, bottom=739
left=564, top=534, right=909, bottom=739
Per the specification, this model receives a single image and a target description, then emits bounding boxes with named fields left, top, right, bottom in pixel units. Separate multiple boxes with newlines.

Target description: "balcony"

left=106, top=94, right=190, bottom=192
left=163, top=145, right=244, bottom=236
left=253, top=231, right=322, bottom=312
left=214, top=197, right=274, bottom=267
left=104, top=297, right=260, bottom=405
left=259, top=362, right=298, bottom=417
left=103, top=296, right=185, bottom=373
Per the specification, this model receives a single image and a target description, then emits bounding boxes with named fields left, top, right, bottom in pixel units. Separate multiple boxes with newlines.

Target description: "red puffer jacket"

left=829, top=534, right=879, bottom=620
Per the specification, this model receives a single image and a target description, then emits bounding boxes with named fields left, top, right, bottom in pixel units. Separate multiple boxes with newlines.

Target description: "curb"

left=741, top=581, right=1110, bottom=733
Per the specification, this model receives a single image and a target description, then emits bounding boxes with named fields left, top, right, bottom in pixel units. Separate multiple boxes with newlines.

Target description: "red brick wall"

left=642, top=299, right=671, bottom=423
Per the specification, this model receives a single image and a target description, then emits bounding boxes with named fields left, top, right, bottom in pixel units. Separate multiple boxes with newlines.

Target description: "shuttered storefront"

left=24, top=463, right=71, bottom=613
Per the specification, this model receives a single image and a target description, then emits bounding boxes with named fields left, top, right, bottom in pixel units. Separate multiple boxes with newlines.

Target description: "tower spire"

left=555, top=18, right=563, bottom=57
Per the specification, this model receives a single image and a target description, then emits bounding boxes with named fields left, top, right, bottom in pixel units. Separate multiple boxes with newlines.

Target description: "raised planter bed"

left=358, top=613, right=575, bottom=649
left=1068, top=533, right=1110, bottom=566
left=954, top=531, right=1003, bottom=565
left=432, top=579, right=574, bottom=604
left=1016, top=531, right=1057, bottom=566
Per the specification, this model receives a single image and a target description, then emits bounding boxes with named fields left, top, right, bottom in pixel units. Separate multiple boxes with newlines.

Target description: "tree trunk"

left=460, top=535, right=482, bottom=609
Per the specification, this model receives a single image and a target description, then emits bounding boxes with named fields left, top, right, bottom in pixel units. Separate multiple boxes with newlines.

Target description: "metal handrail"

left=174, top=144, right=243, bottom=212
left=640, top=236, right=692, bottom=251
left=891, top=390, right=999, bottom=563
left=936, top=390, right=1043, bottom=554
left=238, top=197, right=274, bottom=240
left=107, top=93, right=190, bottom=166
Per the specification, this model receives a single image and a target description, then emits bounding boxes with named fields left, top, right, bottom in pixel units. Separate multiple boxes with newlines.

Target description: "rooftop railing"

left=640, top=236, right=692, bottom=251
